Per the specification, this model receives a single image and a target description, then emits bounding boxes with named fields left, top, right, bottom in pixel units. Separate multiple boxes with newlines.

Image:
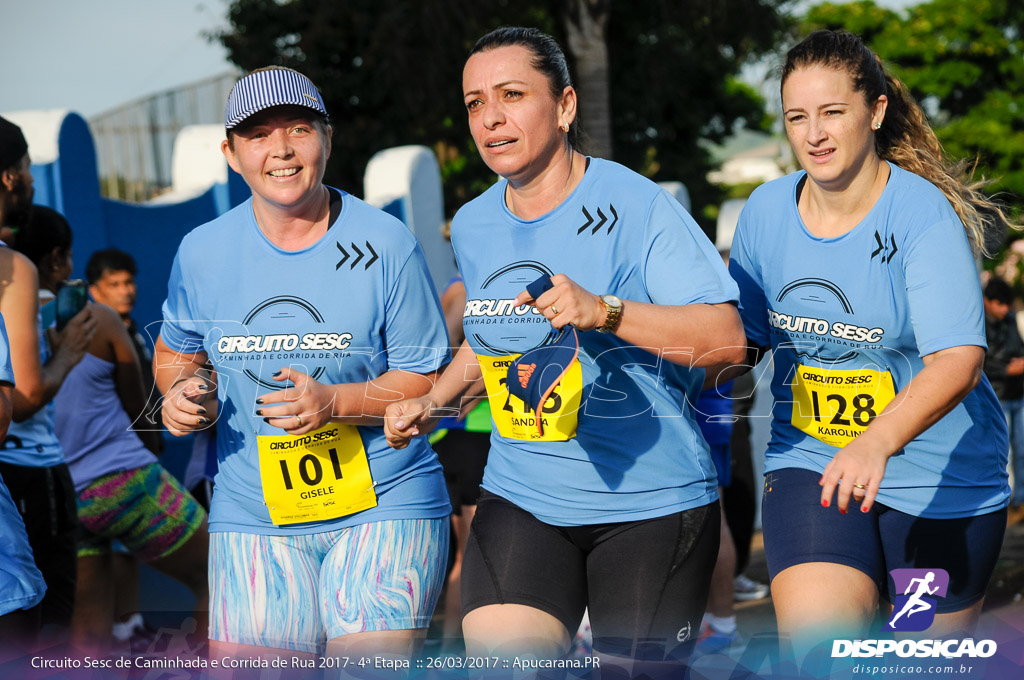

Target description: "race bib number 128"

left=791, top=364, right=896, bottom=448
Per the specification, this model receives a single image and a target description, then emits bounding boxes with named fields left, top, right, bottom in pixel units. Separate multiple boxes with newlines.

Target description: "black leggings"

left=462, top=490, right=720, bottom=658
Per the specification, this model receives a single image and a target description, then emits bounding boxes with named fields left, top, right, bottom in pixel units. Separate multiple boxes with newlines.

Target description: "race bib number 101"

left=258, top=424, right=377, bottom=525
left=791, top=364, right=896, bottom=448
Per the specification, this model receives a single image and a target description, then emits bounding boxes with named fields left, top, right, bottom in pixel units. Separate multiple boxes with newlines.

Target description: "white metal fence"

left=88, top=71, right=239, bottom=202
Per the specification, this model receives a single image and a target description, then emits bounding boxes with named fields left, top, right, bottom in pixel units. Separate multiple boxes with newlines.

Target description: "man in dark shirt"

left=983, top=276, right=1024, bottom=516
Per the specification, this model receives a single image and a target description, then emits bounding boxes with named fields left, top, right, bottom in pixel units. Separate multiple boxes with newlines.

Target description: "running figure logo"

left=884, top=568, right=949, bottom=632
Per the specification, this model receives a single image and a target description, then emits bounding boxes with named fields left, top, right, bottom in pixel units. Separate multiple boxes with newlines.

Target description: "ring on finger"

left=853, top=483, right=867, bottom=490
left=296, top=414, right=303, bottom=428
left=552, top=305, right=559, bottom=315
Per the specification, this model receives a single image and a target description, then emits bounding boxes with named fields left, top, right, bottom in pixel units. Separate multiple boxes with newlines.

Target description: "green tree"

left=216, top=0, right=790, bottom=231
left=802, top=0, right=1024, bottom=212
left=607, top=2, right=790, bottom=225
left=565, top=0, right=613, bottom=159
left=217, top=0, right=522, bottom=211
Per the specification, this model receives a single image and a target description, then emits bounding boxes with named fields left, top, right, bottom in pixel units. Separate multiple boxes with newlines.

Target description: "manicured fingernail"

left=822, top=499, right=829, bottom=508
left=395, top=420, right=406, bottom=429
left=198, top=384, right=209, bottom=391
left=273, top=371, right=282, bottom=377
left=197, top=408, right=207, bottom=415
left=861, top=506, right=869, bottom=513
left=840, top=508, right=847, bottom=514
left=263, top=417, right=271, bottom=424
left=256, top=409, right=263, bottom=416
left=198, top=417, right=208, bottom=425
left=256, top=398, right=264, bottom=405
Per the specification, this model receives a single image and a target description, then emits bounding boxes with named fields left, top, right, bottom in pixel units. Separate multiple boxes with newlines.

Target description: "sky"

left=0, top=0, right=921, bottom=121
left=0, top=0, right=235, bottom=118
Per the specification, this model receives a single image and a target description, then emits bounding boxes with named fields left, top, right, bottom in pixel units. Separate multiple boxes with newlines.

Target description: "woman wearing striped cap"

left=155, top=66, right=452, bottom=662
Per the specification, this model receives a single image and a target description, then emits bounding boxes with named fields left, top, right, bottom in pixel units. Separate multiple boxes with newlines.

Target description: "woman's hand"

left=255, top=367, right=337, bottom=435
left=819, top=438, right=891, bottom=514
left=514, top=273, right=606, bottom=331
left=162, top=375, right=215, bottom=436
left=384, top=396, right=441, bottom=450
left=819, top=345, right=985, bottom=515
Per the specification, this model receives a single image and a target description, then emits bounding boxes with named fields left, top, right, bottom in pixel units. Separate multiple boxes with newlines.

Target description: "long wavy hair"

left=783, top=30, right=1014, bottom=256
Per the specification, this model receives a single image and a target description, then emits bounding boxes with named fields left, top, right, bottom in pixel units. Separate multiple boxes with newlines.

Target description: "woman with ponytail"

left=387, top=27, right=745, bottom=664
left=729, top=29, right=1012, bottom=653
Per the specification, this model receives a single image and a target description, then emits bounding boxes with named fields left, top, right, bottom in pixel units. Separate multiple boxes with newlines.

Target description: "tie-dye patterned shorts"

left=208, top=518, right=449, bottom=653
left=76, top=463, right=206, bottom=561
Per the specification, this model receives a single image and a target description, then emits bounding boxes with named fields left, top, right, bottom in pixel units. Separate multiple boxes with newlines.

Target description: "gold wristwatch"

left=598, top=294, right=624, bottom=333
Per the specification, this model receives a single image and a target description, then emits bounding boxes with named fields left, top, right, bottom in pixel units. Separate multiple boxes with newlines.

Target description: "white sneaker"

left=734, top=574, right=769, bottom=601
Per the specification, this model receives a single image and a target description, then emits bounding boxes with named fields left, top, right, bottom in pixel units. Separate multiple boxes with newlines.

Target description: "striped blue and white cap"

left=224, top=68, right=328, bottom=130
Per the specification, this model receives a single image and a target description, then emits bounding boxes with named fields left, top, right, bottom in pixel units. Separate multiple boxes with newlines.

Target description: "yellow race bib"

left=477, top=354, right=583, bottom=441
left=258, top=424, right=377, bottom=525
left=791, top=364, right=896, bottom=447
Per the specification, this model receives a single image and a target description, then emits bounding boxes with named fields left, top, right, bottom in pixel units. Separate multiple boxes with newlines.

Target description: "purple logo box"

left=884, top=568, right=950, bottom=632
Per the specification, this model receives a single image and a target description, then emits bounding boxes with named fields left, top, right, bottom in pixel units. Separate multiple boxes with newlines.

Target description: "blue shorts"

left=762, top=468, right=1006, bottom=613
left=209, top=518, right=449, bottom=653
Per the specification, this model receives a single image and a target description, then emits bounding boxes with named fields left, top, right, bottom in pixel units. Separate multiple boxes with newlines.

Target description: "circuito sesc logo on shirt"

left=464, top=261, right=555, bottom=355
left=211, top=295, right=354, bottom=389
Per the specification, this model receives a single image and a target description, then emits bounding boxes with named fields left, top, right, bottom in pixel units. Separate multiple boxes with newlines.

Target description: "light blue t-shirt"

left=730, top=163, right=1009, bottom=518
left=161, top=189, right=452, bottom=534
left=0, top=312, right=47, bottom=615
left=0, top=314, right=12, bottom=385
left=451, top=157, right=738, bottom=526
left=1, top=309, right=63, bottom=467
left=0, top=478, right=46, bottom=615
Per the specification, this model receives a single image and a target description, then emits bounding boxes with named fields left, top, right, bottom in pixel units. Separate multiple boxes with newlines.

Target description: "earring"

left=560, top=122, right=569, bottom=133
left=873, top=122, right=882, bottom=130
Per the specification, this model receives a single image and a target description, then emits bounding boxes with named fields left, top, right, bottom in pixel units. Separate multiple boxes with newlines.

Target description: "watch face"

left=602, top=295, right=622, bottom=307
